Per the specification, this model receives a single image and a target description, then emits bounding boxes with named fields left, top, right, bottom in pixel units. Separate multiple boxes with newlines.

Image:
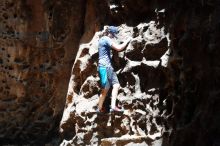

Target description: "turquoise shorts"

left=98, top=66, right=119, bottom=89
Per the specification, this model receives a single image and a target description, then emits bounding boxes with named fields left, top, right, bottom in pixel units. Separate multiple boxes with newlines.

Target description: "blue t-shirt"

left=98, top=36, right=113, bottom=67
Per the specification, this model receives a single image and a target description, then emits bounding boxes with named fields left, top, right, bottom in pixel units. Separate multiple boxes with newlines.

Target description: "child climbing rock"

left=97, top=26, right=131, bottom=112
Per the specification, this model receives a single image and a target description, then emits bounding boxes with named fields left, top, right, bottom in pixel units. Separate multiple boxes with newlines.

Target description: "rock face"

left=0, top=0, right=86, bottom=144
left=60, top=19, right=170, bottom=146
left=1, top=0, right=220, bottom=145
left=165, top=1, right=220, bottom=146
left=61, top=0, right=220, bottom=146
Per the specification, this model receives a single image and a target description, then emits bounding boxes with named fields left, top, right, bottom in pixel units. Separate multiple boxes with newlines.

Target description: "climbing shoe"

left=110, top=106, right=124, bottom=112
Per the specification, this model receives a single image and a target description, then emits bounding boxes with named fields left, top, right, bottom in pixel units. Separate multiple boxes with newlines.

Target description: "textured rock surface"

left=60, top=20, right=170, bottom=145
left=61, top=0, right=220, bottom=145
left=1, top=0, right=220, bottom=145
left=166, top=0, right=220, bottom=146
left=0, top=0, right=85, bottom=144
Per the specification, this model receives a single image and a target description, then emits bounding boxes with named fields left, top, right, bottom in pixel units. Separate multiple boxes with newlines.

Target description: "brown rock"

left=0, top=0, right=86, bottom=144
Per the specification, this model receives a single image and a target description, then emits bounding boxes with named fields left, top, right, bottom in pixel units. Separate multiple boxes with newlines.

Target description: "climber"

left=97, top=26, right=131, bottom=113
